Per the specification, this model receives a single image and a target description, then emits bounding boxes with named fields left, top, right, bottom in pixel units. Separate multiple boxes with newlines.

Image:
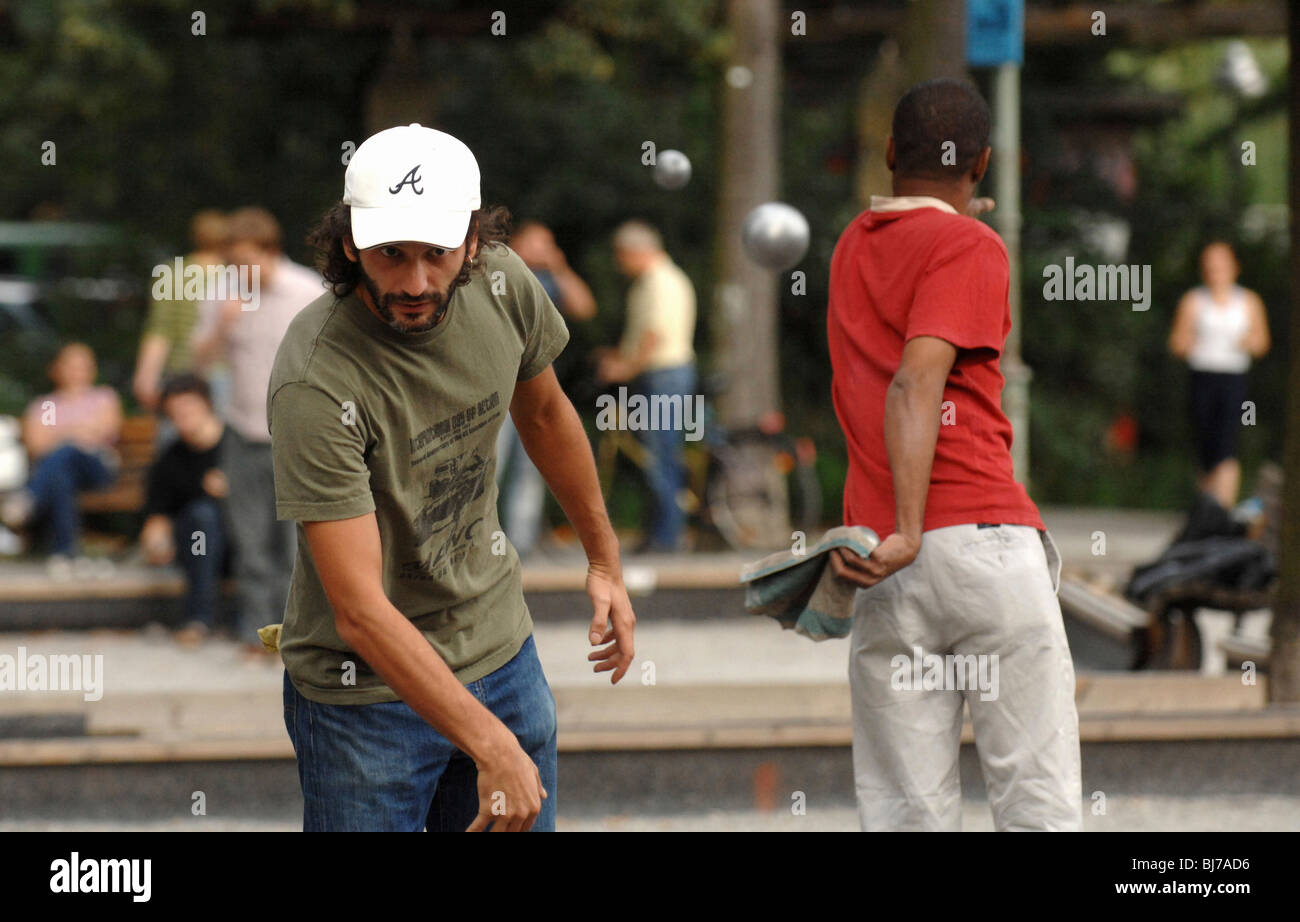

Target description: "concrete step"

left=4, top=737, right=1299, bottom=827
left=0, top=505, right=1185, bottom=630
left=2, top=671, right=1294, bottom=766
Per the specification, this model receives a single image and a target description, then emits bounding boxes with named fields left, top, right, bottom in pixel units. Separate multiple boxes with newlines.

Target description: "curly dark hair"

left=307, top=201, right=512, bottom=298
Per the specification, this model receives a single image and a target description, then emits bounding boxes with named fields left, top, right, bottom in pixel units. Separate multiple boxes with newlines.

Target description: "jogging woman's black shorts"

left=1188, top=369, right=1248, bottom=472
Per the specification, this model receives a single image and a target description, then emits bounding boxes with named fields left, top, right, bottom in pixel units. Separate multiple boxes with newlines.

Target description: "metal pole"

left=993, top=60, right=1031, bottom=485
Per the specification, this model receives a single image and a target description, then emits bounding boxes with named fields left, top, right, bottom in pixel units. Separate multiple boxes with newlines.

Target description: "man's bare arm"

left=133, top=334, right=169, bottom=410
left=888, top=335, right=958, bottom=540
left=191, top=299, right=241, bottom=369
left=551, top=263, right=596, bottom=321
left=508, top=366, right=636, bottom=682
left=831, top=335, right=956, bottom=588
left=597, top=330, right=659, bottom=383
left=303, top=513, right=544, bottom=830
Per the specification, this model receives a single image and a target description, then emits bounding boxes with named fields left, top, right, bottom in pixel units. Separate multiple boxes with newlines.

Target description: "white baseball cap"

left=343, top=123, right=481, bottom=250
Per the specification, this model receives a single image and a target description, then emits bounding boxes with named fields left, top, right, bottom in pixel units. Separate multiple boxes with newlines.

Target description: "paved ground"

left=0, top=505, right=1199, bottom=702
left=0, top=504, right=1182, bottom=590
left=3, top=505, right=1288, bottom=832
left=0, top=612, right=1272, bottom=712
left=0, top=618, right=847, bottom=703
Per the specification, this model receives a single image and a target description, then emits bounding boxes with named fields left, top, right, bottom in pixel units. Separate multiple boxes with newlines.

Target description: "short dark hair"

left=307, top=202, right=512, bottom=299
left=891, top=79, right=991, bottom=180
left=160, top=372, right=212, bottom=408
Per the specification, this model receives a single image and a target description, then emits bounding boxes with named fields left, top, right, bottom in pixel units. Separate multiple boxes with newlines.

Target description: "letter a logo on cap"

left=389, top=166, right=424, bottom=195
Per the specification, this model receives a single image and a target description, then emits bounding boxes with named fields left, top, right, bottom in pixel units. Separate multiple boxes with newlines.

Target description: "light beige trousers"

left=849, top=523, right=1082, bottom=831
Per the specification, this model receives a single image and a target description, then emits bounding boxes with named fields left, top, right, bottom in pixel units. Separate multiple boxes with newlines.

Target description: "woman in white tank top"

left=1168, top=242, right=1270, bottom=508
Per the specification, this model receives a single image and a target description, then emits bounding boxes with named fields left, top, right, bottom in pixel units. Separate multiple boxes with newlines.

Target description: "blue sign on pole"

left=967, top=0, right=1024, bottom=66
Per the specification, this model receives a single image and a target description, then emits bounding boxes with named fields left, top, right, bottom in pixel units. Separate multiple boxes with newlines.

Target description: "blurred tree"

left=1019, top=36, right=1288, bottom=510
left=1270, top=3, right=1299, bottom=703
left=0, top=0, right=1288, bottom=523
left=713, top=0, right=780, bottom=427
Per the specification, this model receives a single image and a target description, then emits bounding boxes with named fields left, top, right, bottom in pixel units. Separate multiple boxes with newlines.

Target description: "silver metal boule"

left=741, top=202, right=810, bottom=271
left=653, top=149, right=692, bottom=190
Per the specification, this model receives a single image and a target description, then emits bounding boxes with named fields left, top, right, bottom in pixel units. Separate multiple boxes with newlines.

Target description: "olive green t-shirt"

left=267, top=244, right=569, bottom=704
left=143, top=256, right=202, bottom=373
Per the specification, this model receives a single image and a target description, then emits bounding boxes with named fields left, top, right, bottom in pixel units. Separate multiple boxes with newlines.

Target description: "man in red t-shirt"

left=827, top=79, right=1081, bottom=831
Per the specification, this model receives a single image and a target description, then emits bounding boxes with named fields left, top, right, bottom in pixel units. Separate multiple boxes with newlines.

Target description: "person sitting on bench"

left=138, top=373, right=233, bottom=643
left=0, top=342, right=122, bottom=571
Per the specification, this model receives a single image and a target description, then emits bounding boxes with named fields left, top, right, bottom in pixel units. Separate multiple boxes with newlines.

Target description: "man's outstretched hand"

left=829, top=532, right=921, bottom=589
left=585, top=563, right=636, bottom=684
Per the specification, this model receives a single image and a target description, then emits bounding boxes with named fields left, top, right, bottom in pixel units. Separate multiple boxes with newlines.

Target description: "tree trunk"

left=1268, top=2, right=1300, bottom=702
left=714, top=0, right=780, bottom=428
left=364, top=18, right=438, bottom=136
left=900, top=0, right=967, bottom=84
left=854, top=0, right=967, bottom=208
left=711, top=0, right=789, bottom=546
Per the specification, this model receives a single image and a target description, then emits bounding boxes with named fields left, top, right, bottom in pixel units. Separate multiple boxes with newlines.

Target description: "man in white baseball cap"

left=267, top=124, right=637, bottom=831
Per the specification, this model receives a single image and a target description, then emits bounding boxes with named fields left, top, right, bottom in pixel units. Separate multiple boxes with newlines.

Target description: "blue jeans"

left=631, top=364, right=696, bottom=549
left=27, top=443, right=115, bottom=555
left=172, top=497, right=228, bottom=628
left=494, top=414, right=545, bottom=557
left=283, top=634, right=558, bottom=832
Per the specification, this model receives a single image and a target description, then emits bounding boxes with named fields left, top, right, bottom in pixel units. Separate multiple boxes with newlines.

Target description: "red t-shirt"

left=827, top=202, right=1043, bottom=538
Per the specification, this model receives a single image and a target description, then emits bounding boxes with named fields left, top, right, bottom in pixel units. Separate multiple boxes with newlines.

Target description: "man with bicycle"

left=826, top=80, right=1082, bottom=831
left=596, top=220, right=697, bottom=554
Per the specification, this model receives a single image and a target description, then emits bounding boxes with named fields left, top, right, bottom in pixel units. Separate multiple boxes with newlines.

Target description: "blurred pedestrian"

left=133, top=209, right=233, bottom=435
left=496, top=220, right=597, bottom=557
left=596, top=220, right=696, bottom=553
left=138, top=373, right=232, bottom=645
left=1168, top=240, right=1270, bottom=508
left=1, top=343, right=122, bottom=572
left=826, top=79, right=1080, bottom=831
left=191, top=206, right=322, bottom=650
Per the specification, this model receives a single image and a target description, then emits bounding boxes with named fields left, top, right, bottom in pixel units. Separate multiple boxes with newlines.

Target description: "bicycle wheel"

left=707, top=433, right=820, bottom=550
left=785, top=435, right=822, bottom=535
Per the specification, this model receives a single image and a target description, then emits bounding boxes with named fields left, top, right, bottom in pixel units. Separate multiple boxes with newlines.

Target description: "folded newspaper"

left=739, top=525, right=880, bottom=641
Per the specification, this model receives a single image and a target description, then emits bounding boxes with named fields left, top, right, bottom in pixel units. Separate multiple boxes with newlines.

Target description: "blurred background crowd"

left=0, top=0, right=1291, bottom=646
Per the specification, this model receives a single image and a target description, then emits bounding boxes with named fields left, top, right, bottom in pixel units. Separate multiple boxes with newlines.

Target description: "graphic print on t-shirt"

left=413, top=450, right=489, bottom=545
left=399, top=390, right=505, bottom=581
left=408, top=391, right=502, bottom=465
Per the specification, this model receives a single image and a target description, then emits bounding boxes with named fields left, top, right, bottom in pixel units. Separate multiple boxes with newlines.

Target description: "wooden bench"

left=79, top=415, right=157, bottom=515
left=1058, top=576, right=1148, bottom=642
left=1059, top=464, right=1283, bottom=672
left=1142, top=581, right=1276, bottom=670
left=1140, top=464, right=1283, bottom=671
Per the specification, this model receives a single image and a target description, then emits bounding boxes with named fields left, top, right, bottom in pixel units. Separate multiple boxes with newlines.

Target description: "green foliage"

left=1021, top=37, right=1288, bottom=509
left=0, top=2, right=1288, bottom=517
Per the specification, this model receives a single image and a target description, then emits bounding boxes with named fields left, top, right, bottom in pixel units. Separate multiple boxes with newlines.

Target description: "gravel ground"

left=559, top=794, right=1300, bottom=831
left=3, top=794, right=1298, bottom=832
